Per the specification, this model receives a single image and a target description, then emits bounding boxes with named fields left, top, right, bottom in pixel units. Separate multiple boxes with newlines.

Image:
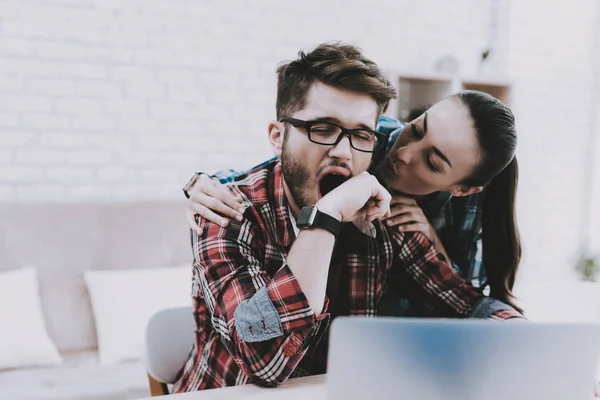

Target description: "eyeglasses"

left=279, top=117, right=384, bottom=153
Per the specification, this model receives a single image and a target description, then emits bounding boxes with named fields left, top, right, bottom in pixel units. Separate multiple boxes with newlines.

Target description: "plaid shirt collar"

left=233, top=160, right=297, bottom=248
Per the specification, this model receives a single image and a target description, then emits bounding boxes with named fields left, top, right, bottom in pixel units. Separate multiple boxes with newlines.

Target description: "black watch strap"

left=315, top=209, right=342, bottom=237
left=297, top=206, right=342, bottom=237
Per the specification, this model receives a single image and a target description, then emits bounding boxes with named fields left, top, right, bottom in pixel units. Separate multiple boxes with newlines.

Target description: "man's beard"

left=280, top=133, right=353, bottom=210
left=281, top=136, right=312, bottom=209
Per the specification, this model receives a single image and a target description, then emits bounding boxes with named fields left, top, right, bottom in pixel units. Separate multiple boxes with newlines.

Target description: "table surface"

left=137, top=375, right=326, bottom=400
left=135, top=373, right=598, bottom=400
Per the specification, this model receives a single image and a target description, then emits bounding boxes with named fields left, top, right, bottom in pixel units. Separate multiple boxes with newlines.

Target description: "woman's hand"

left=384, top=195, right=451, bottom=262
left=185, top=174, right=246, bottom=235
left=384, top=195, right=436, bottom=241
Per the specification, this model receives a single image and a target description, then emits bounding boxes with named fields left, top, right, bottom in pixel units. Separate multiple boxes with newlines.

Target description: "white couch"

left=0, top=202, right=191, bottom=400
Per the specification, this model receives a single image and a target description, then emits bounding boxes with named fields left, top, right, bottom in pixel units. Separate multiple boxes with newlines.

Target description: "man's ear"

left=449, top=185, right=483, bottom=197
left=268, top=120, right=284, bottom=157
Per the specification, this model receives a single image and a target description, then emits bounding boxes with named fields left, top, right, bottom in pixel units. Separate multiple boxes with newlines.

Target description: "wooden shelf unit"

left=383, top=71, right=512, bottom=121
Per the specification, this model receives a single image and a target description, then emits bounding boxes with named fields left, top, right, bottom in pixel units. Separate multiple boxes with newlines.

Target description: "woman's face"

left=378, top=98, right=482, bottom=197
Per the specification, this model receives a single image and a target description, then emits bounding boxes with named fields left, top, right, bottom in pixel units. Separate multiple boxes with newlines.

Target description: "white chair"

left=143, top=306, right=195, bottom=396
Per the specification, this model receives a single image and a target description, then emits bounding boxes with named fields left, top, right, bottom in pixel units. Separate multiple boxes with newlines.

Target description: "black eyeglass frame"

left=279, top=117, right=386, bottom=153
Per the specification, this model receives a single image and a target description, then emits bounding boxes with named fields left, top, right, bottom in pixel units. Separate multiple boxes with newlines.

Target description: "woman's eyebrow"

left=432, top=147, right=452, bottom=167
left=422, top=111, right=450, bottom=167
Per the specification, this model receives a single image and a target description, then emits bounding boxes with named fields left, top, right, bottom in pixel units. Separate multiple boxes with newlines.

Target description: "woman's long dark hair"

left=454, top=91, right=522, bottom=312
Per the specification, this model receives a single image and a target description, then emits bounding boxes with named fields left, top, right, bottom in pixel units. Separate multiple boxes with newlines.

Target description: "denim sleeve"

left=234, top=286, right=284, bottom=342
left=371, top=116, right=405, bottom=168
left=212, top=169, right=245, bottom=184
left=377, top=115, right=405, bottom=135
left=469, top=297, right=520, bottom=319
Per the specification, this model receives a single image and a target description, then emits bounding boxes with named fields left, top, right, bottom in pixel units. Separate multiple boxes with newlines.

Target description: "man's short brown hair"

left=276, top=42, right=397, bottom=120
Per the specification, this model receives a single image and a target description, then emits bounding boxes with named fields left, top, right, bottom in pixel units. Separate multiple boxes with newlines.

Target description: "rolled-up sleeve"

left=193, top=217, right=329, bottom=386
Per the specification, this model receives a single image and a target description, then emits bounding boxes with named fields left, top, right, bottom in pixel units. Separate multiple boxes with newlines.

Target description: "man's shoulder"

left=228, top=159, right=280, bottom=207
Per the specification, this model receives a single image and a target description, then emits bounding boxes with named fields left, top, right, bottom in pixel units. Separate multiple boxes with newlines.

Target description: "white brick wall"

left=507, top=0, right=600, bottom=280
left=0, top=0, right=502, bottom=203
left=0, top=0, right=599, bottom=280
left=589, top=4, right=600, bottom=259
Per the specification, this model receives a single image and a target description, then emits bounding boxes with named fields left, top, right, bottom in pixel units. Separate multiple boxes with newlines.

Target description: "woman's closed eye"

left=426, top=152, right=442, bottom=173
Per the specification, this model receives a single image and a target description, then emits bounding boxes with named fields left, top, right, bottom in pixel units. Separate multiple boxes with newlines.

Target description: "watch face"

left=297, top=206, right=317, bottom=227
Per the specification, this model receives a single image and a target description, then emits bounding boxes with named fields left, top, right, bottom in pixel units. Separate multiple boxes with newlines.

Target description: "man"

left=172, top=43, right=522, bottom=393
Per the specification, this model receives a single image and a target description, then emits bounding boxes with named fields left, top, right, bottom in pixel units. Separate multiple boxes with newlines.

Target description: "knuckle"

left=197, top=180, right=210, bottom=191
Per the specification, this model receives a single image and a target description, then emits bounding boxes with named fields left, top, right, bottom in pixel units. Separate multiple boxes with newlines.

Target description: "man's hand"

left=316, top=172, right=391, bottom=223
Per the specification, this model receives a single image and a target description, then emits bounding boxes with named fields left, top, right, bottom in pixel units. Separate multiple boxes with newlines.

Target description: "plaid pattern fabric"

left=211, top=115, right=485, bottom=286
left=173, top=160, right=522, bottom=392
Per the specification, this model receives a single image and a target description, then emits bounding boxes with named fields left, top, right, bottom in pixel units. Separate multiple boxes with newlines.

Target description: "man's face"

left=279, top=82, right=379, bottom=211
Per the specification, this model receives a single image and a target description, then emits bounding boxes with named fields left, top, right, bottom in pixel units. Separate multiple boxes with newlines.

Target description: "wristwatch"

left=183, top=172, right=208, bottom=199
left=296, top=205, right=342, bottom=237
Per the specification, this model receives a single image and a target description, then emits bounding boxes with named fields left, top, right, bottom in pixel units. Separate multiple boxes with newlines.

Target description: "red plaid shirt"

left=172, top=160, right=522, bottom=392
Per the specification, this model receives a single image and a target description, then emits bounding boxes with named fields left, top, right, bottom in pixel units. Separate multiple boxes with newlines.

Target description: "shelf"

left=461, top=75, right=512, bottom=87
left=383, top=70, right=513, bottom=119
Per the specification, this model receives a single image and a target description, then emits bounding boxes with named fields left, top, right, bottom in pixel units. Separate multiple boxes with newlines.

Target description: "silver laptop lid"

left=327, top=317, right=600, bottom=400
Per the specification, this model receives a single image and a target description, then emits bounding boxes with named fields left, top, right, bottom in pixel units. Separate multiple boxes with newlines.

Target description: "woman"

left=182, top=90, right=522, bottom=312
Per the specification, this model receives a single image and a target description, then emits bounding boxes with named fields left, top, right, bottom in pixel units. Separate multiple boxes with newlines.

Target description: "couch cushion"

left=0, top=267, right=63, bottom=370
left=0, top=202, right=191, bottom=353
left=0, top=351, right=150, bottom=400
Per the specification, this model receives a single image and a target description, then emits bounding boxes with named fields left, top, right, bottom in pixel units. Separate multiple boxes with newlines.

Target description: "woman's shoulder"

left=377, top=115, right=407, bottom=136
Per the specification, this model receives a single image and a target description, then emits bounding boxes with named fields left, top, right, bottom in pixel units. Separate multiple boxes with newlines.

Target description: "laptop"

left=327, top=317, right=600, bottom=400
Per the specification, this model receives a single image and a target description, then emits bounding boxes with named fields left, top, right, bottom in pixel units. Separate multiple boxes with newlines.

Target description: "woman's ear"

left=449, top=185, right=483, bottom=197
left=268, top=121, right=284, bottom=157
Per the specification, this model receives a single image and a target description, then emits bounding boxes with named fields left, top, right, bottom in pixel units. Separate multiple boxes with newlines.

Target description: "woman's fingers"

left=390, top=195, right=418, bottom=206
left=395, top=222, right=430, bottom=238
left=192, top=203, right=229, bottom=228
left=191, top=192, right=244, bottom=221
left=185, top=208, right=203, bottom=235
left=184, top=175, right=246, bottom=227
left=195, top=176, right=244, bottom=209
left=387, top=204, right=421, bottom=218
left=207, top=179, right=245, bottom=212
left=384, top=211, right=427, bottom=227
left=385, top=213, right=415, bottom=227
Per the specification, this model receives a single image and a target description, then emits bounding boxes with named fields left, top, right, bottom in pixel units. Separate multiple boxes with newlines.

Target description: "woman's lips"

left=382, top=156, right=398, bottom=176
